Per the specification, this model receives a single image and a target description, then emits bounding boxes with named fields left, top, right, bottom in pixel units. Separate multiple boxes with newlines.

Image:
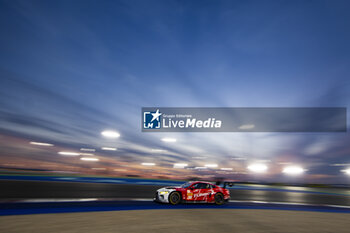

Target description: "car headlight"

left=159, top=191, right=169, bottom=195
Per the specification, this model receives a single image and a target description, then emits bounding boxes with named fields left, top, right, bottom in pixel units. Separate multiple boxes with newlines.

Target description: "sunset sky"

left=1, top=0, right=350, bottom=183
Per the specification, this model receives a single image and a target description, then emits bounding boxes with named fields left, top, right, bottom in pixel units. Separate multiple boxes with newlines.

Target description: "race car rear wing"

left=216, top=181, right=234, bottom=189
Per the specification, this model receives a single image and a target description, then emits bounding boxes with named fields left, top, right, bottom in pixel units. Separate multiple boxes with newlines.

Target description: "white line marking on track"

left=20, top=198, right=99, bottom=203
left=229, top=200, right=350, bottom=209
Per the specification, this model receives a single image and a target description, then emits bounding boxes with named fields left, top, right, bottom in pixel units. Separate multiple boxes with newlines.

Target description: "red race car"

left=154, top=181, right=231, bottom=205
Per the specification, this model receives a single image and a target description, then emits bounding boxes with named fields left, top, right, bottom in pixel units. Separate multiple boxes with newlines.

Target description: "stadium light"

left=30, top=142, right=54, bottom=146
left=58, top=151, right=80, bottom=156
left=238, top=124, right=255, bottom=130
left=161, top=138, right=177, bottom=142
left=101, top=130, right=120, bottom=138
left=247, top=164, right=268, bottom=173
left=80, top=153, right=94, bottom=156
left=220, top=168, right=233, bottom=171
left=101, top=147, right=117, bottom=151
left=194, top=167, right=207, bottom=170
left=173, top=163, right=188, bottom=168
left=80, top=157, right=99, bottom=161
left=141, top=162, right=155, bottom=166
left=80, top=148, right=96, bottom=152
left=282, top=166, right=305, bottom=175
left=342, top=168, right=350, bottom=175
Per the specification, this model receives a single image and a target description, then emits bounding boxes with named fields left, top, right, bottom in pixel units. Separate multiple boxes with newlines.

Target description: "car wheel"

left=214, top=193, right=225, bottom=205
left=169, top=192, right=181, bottom=205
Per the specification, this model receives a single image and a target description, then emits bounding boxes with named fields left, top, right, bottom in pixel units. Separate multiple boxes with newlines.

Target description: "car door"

left=191, top=183, right=210, bottom=201
left=187, top=183, right=200, bottom=201
left=206, top=184, right=216, bottom=202
left=199, top=183, right=213, bottom=202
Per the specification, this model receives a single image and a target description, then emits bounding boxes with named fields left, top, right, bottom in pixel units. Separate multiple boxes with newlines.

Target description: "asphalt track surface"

left=1, top=179, right=350, bottom=233
left=2, top=199, right=350, bottom=216
left=1, top=180, right=350, bottom=207
left=1, top=209, right=350, bottom=233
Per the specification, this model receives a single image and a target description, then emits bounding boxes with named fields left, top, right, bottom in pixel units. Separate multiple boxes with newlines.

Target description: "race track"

left=1, top=178, right=350, bottom=233
left=1, top=179, right=350, bottom=206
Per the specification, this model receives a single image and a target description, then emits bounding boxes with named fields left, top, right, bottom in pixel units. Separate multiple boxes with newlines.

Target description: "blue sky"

left=0, top=0, right=350, bottom=182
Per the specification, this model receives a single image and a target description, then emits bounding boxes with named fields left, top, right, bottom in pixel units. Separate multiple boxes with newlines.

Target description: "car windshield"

left=181, top=182, right=193, bottom=188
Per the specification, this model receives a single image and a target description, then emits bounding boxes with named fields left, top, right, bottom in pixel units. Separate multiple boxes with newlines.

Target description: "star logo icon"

left=151, top=109, right=162, bottom=122
left=143, top=109, right=162, bottom=129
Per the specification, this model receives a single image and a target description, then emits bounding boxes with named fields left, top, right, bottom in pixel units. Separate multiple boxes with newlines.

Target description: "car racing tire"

left=214, top=193, right=225, bottom=205
left=168, top=192, right=181, bottom=205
